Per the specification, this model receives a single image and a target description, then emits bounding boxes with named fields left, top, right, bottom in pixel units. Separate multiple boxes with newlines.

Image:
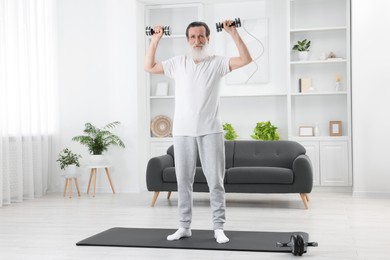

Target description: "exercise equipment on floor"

left=277, top=234, right=318, bottom=256
left=145, top=26, right=171, bottom=36
left=216, top=18, right=241, bottom=32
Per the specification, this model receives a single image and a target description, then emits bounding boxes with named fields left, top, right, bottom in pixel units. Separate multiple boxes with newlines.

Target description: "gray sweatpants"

left=173, top=133, right=226, bottom=230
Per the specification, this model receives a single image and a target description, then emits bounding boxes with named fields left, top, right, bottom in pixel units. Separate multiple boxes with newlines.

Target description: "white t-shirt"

left=162, top=55, right=230, bottom=137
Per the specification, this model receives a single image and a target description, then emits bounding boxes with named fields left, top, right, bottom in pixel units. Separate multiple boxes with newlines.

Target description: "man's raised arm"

left=144, top=26, right=165, bottom=74
left=222, top=20, right=252, bottom=71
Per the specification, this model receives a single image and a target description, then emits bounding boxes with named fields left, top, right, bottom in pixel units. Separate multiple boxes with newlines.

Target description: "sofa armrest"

left=292, top=154, right=313, bottom=193
left=146, top=154, right=174, bottom=191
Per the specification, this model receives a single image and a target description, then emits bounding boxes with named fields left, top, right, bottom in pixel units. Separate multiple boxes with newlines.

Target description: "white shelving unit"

left=288, top=0, right=351, bottom=187
left=143, top=0, right=351, bottom=187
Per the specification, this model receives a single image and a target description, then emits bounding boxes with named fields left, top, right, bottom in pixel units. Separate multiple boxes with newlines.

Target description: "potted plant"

left=251, top=121, right=280, bottom=141
left=72, top=121, right=125, bottom=163
left=223, top=123, right=238, bottom=141
left=292, top=39, right=311, bottom=61
left=57, top=148, right=82, bottom=176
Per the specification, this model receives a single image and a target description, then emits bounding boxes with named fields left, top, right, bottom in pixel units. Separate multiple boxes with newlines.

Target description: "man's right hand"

left=144, top=25, right=165, bottom=74
left=151, top=26, right=164, bottom=41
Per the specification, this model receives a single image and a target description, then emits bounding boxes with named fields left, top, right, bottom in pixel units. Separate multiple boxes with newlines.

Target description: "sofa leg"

left=151, top=192, right=160, bottom=207
left=167, top=191, right=172, bottom=200
left=300, top=193, right=309, bottom=209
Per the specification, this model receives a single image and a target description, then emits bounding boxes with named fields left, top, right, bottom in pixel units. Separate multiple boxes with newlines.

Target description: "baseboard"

left=352, top=191, right=390, bottom=198
left=312, top=186, right=353, bottom=193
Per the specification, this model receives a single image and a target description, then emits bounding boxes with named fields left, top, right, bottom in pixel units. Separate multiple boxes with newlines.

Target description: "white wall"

left=52, top=0, right=390, bottom=196
left=352, top=0, right=390, bottom=196
left=53, top=0, right=141, bottom=193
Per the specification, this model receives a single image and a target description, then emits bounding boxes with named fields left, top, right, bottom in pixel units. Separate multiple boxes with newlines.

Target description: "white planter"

left=298, top=51, right=309, bottom=61
left=89, top=155, right=105, bottom=165
left=64, top=164, right=78, bottom=177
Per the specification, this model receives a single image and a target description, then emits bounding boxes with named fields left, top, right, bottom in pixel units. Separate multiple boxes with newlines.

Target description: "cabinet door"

left=320, top=141, right=349, bottom=186
left=150, top=141, right=173, bottom=158
left=299, top=141, right=320, bottom=186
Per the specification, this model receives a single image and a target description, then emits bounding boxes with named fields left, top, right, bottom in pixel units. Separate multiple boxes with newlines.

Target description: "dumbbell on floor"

left=216, top=18, right=241, bottom=32
left=145, top=26, right=171, bottom=36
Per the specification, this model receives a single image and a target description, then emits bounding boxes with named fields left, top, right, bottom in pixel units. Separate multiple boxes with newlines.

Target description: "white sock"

left=214, top=229, right=229, bottom=244
left=167, top=228, right=192, bottom=241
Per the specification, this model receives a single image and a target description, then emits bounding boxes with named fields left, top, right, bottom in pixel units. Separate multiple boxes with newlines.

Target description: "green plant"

left=292, top=39, right=311, bottom=52
left=72, top=121, right=125, bottom=155
left=223, top=123, right=238, bottom=141
left=57, top=148, right=81, bottom=170
left=251, top=121, right=280, bottom=141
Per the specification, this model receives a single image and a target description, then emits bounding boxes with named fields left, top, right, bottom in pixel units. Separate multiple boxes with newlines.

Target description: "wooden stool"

left=63, top=176, right=81, bottom=198
left=86, top=165, right=115, bottom=197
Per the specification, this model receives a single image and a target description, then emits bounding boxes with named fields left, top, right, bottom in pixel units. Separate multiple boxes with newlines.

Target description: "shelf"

left=289, top=136, right=349, bottom=142
left=150, top=137, right=173, bottom=142
left=150, top=96, right=175, bottom=99
left=220, top=93, right=287, bottom=98
left=291, top=91, right=347, bottom=96
left=151, top=94, right=288, bottom=99
left=290, top=26, right=347, bottom=33
left=290, top=59, right=347, bottom=65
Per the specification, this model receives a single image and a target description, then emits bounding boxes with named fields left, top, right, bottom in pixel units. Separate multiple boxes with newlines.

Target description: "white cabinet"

left=320, top=141, right=350, bottom=186
left=298, top=139, right=350, bottom=186
left=288, top=0, right=351, bottom=186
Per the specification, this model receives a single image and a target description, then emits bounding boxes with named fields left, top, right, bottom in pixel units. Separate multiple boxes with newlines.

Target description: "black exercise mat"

left=76, top=227, right=308, bottom=253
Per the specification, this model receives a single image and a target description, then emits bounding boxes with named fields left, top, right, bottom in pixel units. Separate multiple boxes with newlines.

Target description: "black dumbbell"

left=145, top=26, right=171, bottom=36
left=277, top=234, right=318, bottom=256
left=216, top=18, right=241, bottom=32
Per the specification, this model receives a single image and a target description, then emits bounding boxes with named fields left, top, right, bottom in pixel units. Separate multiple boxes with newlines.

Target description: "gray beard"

left=187, top=43, right=209, bottom=62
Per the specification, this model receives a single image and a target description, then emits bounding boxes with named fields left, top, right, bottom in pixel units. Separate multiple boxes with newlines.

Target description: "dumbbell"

left=145, top=26, right=171, bottom=36
left=216, top=18, right=241, bottom=32
left=276, top=234, right=318, bottom=256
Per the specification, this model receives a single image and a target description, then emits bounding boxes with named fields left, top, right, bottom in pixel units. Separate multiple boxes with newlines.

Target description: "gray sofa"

left=146, top=140, right=313, bottom=209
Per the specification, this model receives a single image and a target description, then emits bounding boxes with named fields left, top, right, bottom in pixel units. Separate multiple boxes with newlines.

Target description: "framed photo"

left=155, top=82, right=169, bottom=96
left=329, top=121, right=342, bottom=136
left=299, top=126, right=314, bottom=137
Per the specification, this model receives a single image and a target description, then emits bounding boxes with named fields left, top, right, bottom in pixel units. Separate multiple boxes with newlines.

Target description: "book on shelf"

left=299, top=78, right=312, bottom=93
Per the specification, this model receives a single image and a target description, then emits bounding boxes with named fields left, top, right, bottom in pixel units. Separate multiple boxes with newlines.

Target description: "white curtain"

left=0, top=0, right=57, bottom=207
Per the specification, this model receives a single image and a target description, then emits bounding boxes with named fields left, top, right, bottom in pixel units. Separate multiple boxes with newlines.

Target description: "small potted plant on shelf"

left=251, top=121, right=280, bottom=141
left=292, top=39, right=311, bottom=61
left=57, top=148, right=82, bottom=176
left=223, top=123, right=238, bottom=141
left=72, top=121, right=125, bottom=164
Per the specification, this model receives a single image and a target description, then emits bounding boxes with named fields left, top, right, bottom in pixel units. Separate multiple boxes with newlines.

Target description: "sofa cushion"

left=166, top=141, right=235, bottom=169
left=226, top=167, right=293, bottom=184
left=233, top=141, right=305, bottom=168
left=162, top=167, right=208, bottom=183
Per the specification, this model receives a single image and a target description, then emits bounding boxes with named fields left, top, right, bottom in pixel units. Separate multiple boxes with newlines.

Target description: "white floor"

left=0, top=191, right=389, bottom=260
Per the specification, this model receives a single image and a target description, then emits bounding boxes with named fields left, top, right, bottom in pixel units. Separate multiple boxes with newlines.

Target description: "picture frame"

left=299, top=126, right=314, bottom=137
left=329, top=121, right=342, bottom=136
left=155, top=82, right=169, bottom=96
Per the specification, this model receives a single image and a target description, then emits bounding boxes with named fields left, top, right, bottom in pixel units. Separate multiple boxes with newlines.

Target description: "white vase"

left=65, top=164, right=78, bottom=177
left=89, top=155, right=105, bottom=165
left=298, top=51, right=309, bottom=61
left=314, top=124, right=320, bottom=137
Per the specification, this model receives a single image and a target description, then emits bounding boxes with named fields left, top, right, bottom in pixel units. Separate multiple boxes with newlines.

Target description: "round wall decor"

left=151, top=115, right=172, bottom=137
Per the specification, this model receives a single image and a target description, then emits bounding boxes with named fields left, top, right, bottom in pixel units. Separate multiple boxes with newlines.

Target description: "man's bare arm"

left=144, top=26, right=164, bottom=74
left=222, top=20, right=252, bottom=71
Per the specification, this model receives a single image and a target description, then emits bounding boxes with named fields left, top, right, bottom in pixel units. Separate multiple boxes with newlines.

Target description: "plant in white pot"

left=292, top=39, right=311, bottom=61
left=57, top=148, right=82, bottom=177
left=72, top=121, right=125, bottom=164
